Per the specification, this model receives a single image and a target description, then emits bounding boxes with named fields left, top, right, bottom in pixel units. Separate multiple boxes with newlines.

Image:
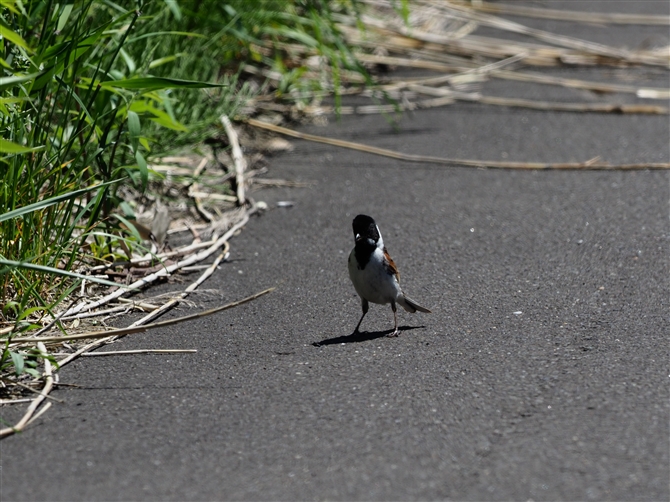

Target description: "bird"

left=347, top=214, right=431, bottom=336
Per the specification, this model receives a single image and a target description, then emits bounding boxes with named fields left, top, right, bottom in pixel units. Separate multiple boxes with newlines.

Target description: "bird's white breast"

left=348, top=246, right=401, bottom=305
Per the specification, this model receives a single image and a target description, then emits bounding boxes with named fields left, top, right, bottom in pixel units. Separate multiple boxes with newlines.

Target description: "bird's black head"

left=352, top=214, right=380, bottom=244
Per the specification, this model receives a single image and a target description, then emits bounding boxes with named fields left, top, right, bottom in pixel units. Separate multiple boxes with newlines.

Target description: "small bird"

left=347, top=214, right=431, bottom=336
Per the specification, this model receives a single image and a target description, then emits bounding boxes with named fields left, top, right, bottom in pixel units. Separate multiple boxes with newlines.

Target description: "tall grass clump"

left=169, top=0, right=370, bottom=108
left=1, top=1, right=224, bottom=325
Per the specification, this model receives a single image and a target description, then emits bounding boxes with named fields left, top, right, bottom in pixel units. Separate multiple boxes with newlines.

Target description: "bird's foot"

left=386, top=329, right=399, bottom=338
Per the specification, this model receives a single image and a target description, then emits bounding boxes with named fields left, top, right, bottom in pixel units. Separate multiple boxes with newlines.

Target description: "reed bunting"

left=348, top=214, right=431, bottom=336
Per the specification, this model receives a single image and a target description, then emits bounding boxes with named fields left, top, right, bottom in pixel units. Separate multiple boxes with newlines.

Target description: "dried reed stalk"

left=358, top=54, right=670, bottom=99
left=54, top=210, right=251, bottom=320
left=340, top=4, right=669, bottom=67
left=189, top=157, right=215, bottom=222
left=247, top=118, right=670, bottom=171
left=12, top=287, right=275, bottom=345
left=220, top=115, right=247, bottom=205
left=463, top=0, right=670, bottom=26
left=408, top=85, right=669, bottom=114
left=81, top=349, right=197, bottom=357
left=0, top=343, right=53, bottom=438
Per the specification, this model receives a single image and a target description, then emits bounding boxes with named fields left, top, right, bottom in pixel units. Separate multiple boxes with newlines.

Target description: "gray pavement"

left=2, top=2, right=669, bottom=501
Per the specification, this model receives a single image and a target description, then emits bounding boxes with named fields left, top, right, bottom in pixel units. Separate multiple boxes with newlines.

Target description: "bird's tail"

left=397, top=295, right=431, bottom=314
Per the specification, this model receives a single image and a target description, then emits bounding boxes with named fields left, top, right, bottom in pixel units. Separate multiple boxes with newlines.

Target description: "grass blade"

left=0, top=260, right=132, bottom=289
left=0, top=180, right=119, bottom=223
left=100, top=77, right=228, bottom=91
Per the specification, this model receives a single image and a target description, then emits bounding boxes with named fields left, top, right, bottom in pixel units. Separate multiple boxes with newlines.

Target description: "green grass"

left=1, top=1, right=219, bottom=321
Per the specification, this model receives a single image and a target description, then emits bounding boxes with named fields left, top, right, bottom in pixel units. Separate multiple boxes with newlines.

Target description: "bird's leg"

left=387, top=301, right=399, bottom=337
left=354, top=299, right=369, bottom=333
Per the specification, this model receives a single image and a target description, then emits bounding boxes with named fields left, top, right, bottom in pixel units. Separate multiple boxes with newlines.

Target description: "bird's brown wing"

left=383, top=247, right=400, bottom=282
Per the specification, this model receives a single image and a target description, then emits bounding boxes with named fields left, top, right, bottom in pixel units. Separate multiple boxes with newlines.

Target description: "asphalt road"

left=2, top=2, right=668, bottom=501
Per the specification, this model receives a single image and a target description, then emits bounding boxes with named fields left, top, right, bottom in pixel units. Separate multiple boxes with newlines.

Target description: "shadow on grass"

left=313, top=325, right=425, bottom=346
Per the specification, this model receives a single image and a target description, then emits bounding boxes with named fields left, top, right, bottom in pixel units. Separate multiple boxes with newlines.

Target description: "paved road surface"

left=2, top=2, right=668, bottom=500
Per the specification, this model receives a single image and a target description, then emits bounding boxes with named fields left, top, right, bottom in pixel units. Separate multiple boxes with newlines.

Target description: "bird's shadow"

left=313, top=325, right=424, bottom=347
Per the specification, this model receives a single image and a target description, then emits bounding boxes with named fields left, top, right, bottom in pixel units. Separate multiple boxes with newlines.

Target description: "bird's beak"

left=355, top=233, right=362, bottom=242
